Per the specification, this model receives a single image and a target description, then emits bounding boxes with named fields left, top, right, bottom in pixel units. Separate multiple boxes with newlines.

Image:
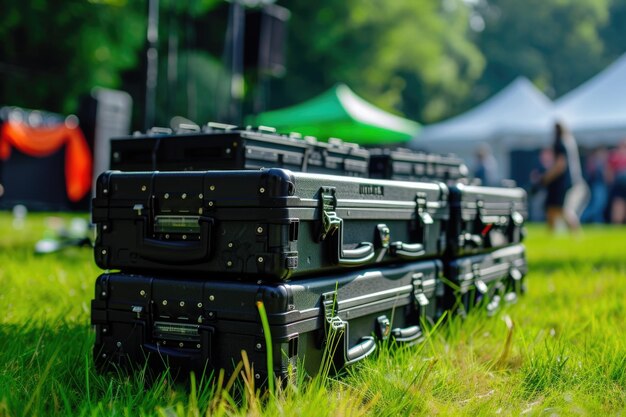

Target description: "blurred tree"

left=0, top=0, right=146, bottom=114
left=2, top=0, right=620, bottom=128
left=600, top=0, right=626, bottom=60
left=471, top=0, right=611, bottom=104
left=267, top=0, right=484, bottom=123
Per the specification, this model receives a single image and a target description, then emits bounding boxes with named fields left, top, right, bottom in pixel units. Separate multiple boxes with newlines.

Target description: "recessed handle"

left=143, top=342, right=202, bottom=360
left=135, top=216, right=213, bottom=264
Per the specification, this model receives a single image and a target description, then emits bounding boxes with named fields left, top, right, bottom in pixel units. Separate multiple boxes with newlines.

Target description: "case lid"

left=93, top=168, right=449, bottom=221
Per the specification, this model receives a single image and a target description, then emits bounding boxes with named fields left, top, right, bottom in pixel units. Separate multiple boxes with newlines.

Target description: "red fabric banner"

left=0, top=121, right=93, bottom=202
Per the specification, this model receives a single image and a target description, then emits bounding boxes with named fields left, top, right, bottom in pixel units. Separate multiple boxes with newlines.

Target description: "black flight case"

left=369, top=148, right=469, bottom=183
left=91, top=260, right=443, bottom=383
left=109, top=124, right=370, bottom=177
left=446, top=183, right=527, bottom=257
left=440, top=244, right=527, bottom=316
left=92, top=168, right=449, bottom=280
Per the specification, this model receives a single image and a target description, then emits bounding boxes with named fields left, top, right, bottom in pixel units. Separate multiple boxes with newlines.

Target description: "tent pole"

left=144, top=0, right=159, bottom=130
left=227, top=0, right=245, bottom=125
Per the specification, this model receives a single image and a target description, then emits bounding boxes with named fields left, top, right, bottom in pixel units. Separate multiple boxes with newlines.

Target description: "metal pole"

left=228, top=0, right=245, bottom=125
left=253, top=8, right=271, bottom=115
left=166, top=12, right=179, bottom=120
left=144, top=0, right=159, bottom=130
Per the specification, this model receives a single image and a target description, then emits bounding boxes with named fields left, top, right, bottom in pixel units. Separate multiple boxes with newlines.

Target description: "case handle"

left=143, top=324, right=213, bottom=362
left=143, top=342, right=202, bottom=360
left=327, top=316, right=377, bottom=366
left=323, top=293, right=377, bottom=368
left=135, top=216, right=214, bottom=264
left=391, top=325, right=424, bottom=344
left=345, top=336, right=376, bottom=365
left=389, top=241, right=425, bottom=260
left=377, top=314, right=424, bottom=345
left=329, top=218, right=375, bottom=267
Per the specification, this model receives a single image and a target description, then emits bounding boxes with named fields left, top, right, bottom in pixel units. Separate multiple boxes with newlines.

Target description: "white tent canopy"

left=416, top=77, right=554, bottom=143
left=555, top=53, right=626, bottom=146
left=411, top=77, right=555, bottom=178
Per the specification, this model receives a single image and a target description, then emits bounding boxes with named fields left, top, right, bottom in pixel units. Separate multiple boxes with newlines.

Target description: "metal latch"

left=472, top=264, right=488, bottom=294
left=415, top=192, right=433, bottom=226
left=509, top=207, right=524, bottom=241
left=322, top=291, right=346, bottom=332
left=510, top=267, right=523, bottom=282
left=412, top=272, right=430, bottom=308
left=475, top=280, right=489, bottom=295
left=511, top=210, right=524, bottom=226
left=131, top=305, right=143, bottom=318
left=476, top=200, right=484, bottom=216
left=475, top=199, right=488, bottom=227
left=133, top=204, right=144, bottom=216
left=414, top=193, right=433, bottom=246
left=376, top=315, right=391, bottom=340
left=377, top=224, right=391, bottom=249
left=319, top=187, right=341, bottom=241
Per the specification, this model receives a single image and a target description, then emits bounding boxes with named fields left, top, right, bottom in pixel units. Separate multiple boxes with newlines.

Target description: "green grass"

left=0, top=213, right=625, bottom=416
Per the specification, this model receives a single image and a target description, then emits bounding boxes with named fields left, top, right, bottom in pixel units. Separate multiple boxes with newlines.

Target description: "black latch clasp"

left=416, top=192, right=433, bottom=226
left=322, top=291, right=345, bottom=331
left=319, top=187, right=341, bottom=241
left=412, top=273, right=429, bottom=312
left=415, top=192, right=433, bottom=244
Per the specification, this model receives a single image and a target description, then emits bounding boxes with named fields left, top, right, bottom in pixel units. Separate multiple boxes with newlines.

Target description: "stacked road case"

left=91, top=124, right=527, bottom=385
left=441, top=183, right=528, bottom=316
left=110, top=123, right=370, bottom=177
left=369, top=147, right=469, bottom=184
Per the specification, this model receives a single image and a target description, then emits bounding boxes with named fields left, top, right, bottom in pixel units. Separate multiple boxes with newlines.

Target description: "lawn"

left=0, top=212, right=624, bottom=416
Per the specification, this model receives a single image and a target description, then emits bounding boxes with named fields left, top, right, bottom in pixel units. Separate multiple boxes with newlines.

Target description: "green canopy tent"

left=247, top=84, right=420, bottom=145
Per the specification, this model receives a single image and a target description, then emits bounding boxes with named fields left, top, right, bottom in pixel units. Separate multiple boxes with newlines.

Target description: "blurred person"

left=529, top=147, right=554, bottom=221
left=539, top=121, right=587, bottom=232
left=473, top=143, right=500, bottom=186
left=606, top=139, right=626, bottom=224
left=580, top=147, right=609, bottom=223
left=562, top=124, right=590, bottom=223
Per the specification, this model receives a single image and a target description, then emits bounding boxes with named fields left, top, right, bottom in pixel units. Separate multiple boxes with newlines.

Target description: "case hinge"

left=319, top=187, right=341, bottom=241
